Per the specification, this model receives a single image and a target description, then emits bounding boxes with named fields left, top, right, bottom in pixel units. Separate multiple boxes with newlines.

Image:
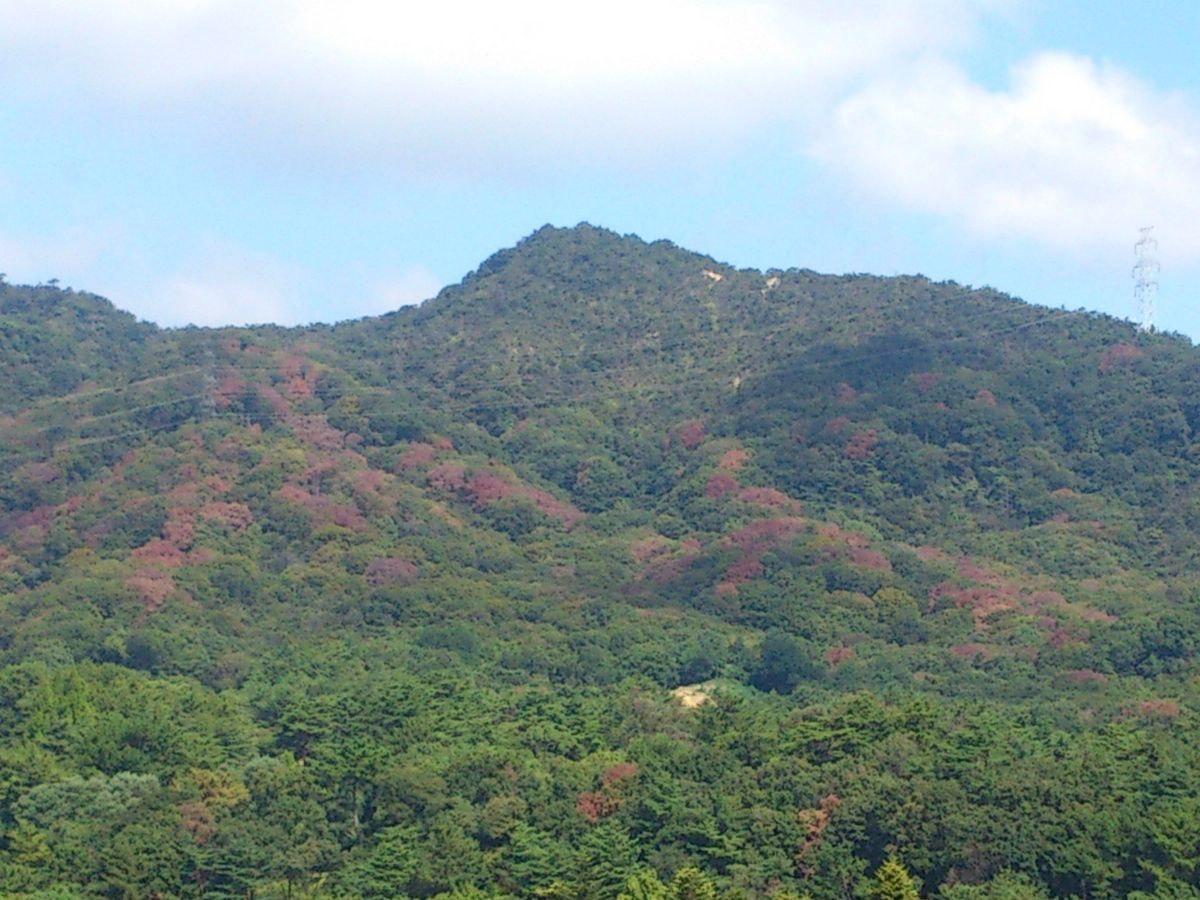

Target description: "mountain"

left=0, top=225, right=1198, bottom=898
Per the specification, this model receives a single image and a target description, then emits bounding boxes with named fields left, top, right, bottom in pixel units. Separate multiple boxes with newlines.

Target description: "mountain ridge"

left=1, top=226, right=1199, bottom=898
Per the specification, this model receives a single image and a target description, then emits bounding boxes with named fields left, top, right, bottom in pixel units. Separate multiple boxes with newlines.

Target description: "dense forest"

left=1, top=224, right=1200, bottom=898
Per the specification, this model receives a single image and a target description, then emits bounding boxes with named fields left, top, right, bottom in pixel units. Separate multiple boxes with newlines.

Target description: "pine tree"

left=669, top=866, right=717, bottom=900
left=872, top=855, right=920, bottom=900
left=619, top=869, right=669, bottom=900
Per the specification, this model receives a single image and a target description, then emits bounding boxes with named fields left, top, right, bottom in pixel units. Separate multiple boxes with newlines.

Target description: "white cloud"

left=130, top=242, right=299, bottom=327
left=117, top=244, right=444, bottom=327
left=153, top=274, right=293, bottom=328
left=0, top=227, right=118, bottom=286
left=815, top=52, right=1200, bottom=263
left=365, top=267, right=444, bottom=317
left=0, top=0, right=1002, bottom=173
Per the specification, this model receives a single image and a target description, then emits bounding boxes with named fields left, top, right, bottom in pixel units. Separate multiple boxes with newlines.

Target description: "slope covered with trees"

left=1, top=225, right=1199, bottom=898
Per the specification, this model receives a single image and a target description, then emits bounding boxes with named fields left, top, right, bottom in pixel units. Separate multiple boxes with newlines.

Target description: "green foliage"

left=871, top=857, right=920, bottom=900
left=2, top=226, right=1200, bottom=897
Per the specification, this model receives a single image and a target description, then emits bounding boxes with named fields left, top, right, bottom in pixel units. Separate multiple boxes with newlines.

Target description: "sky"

left=0, top=0, right=1197, bottom=336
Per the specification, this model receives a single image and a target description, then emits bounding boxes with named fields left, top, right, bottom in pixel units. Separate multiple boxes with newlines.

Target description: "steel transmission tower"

left=1133, top=226, right=1159, bottom=332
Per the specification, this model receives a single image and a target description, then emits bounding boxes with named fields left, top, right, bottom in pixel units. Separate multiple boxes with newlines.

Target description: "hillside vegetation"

left=1, top=225, right=1199, bottom=898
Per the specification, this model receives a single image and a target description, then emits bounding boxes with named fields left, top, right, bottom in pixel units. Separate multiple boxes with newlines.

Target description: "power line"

left=0, top=304, right=1081, bottom=463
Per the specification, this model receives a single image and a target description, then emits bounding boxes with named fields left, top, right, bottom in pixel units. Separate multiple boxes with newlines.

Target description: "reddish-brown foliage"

left=9, top=525, right=47, bottom=556
left=255, top=384, right=291, bottom=417
left=466, top=471, right=514, bottom=506
left=213, top=369, right=245, bottom=409
left=705, top=472, right=739, bottom=498
left=1134, top=699, right=1181, bottom=719
left=738, top=486, right=800, bottom=512
left=22, top=462, right=60, bottom=484
left=1099, top=342, right=1142, bottom=374
left=631, top=536, right=673, bottom=563
left=278, top=355, right=305, bottom=380
left=179, top=801, right=216, bottom=845
left=974, top=388, right=998, bottom=407
left=131, top=539, right=188, bottom=569
left=198, top=502, right=253, bottom=529
left=957, top=559, right=1002, bottom=583
left=432, top=436, right=455, bottom=451
left=825, top=645, right=854, bottom=668
left=460, top=469, right=584, bottom=528
left=275, top=484, right=369, bottom=531
left=1049, top=627, right=1081, bottom=649
left=290, top=415, right=345, bottom=451
left=796, top=794, right=841, bottom=876
left=676, top=419, right=707, bottom=450
left=395, top=442, right=437, bottom=470
left=642, top=553, right=700, bottom=585
left=526, top=489, right=585, bottom=528
left=718, top=448, right=751, bottom=470
left=834, top=382, right=858, bottom=404
left=724, top=555, right=764, bottom=584
left=329, top=505, right=368, bottom=530
left=352, top=469, right=387, bottom=495
left=601, top=762, right=639, bottom=787
left=576, top=791, right=620, bottom=822
left=167, top=483, right=201, bottom=506
left=12, top=505, right=55, bottom=532
left=215, top=437, right=248, bottom=461
left=913, top=371, right=944, bottom=393
left=727, top=517, right=805, bottom=551
left=914, top=545, right=950, bottom=562
left=714, top=581, right=739, bottom=597
left=62, top=494, right=90, bottom=515
left=283, top=377, right=313, bottom=401
left=427, top=463, right=468, bottom=491
left=847, top=547, right=892, bottom=572
left=815, top=524, right=869, bottom=549
left=825, top=416, right=850, bottom=436
left=365, top=557, right=419, bottom=586
left=1028, top=590, right=1067, bottom=610
left=126, top=569, right=175, bottom=611
left=206, top=473, right=235, bottom=493
left=950, top=643, right=996, bottom=661
left=929, top=582, right=1018, bottom=626
left=1064, top=668, right=1108, bottom=685
left=842, top=430, right=878, bottom=460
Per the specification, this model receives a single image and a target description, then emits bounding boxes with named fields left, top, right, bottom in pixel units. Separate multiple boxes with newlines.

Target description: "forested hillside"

left=2, top=225, right=1199, bottom=898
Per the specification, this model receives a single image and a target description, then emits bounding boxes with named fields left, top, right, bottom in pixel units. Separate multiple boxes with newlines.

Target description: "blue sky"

left=0, top=0, right=1197, bottom=336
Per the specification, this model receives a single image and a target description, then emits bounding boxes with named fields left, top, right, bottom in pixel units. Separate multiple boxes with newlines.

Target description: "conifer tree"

left=669, top=866, right=718, bottom=900
left=872, top=855, right=920, bottom=900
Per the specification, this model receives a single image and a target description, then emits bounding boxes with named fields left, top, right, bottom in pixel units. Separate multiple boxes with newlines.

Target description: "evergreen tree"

left=669, top=867, right=717, bottom=900
left=872, top=856, right=920, bottom=900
